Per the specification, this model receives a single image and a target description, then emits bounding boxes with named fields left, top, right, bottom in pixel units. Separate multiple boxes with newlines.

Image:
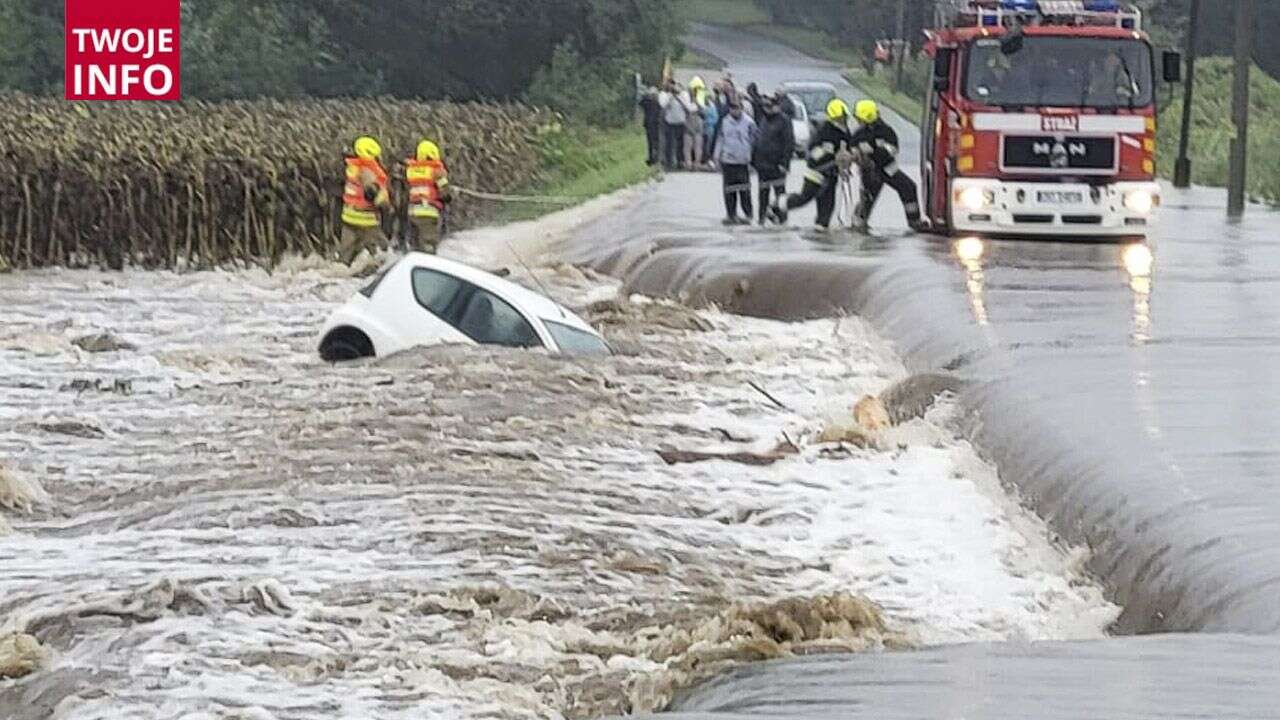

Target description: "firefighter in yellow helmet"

left=767, top=98, right=854, bottom=232
left=339, top=136, right=392, bottom=264
left=403, top=139, right=452, bottom=254
left=849, top=100, right=926, bottom=232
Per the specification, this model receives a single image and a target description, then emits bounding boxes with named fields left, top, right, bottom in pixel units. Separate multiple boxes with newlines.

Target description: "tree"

left=0, top=0, right=64, bottom=93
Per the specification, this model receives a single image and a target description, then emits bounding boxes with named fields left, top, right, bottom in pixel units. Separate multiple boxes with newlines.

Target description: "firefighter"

left=849, top=100, right=926, bottom=232
left=339, top=136, right=391, bottom=265
left=404, top=139, right=452, bottom=253
left=767, top=98, right=853, bottom=232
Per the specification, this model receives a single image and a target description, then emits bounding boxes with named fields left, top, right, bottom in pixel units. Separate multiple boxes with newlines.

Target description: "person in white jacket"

left=712, top=99, right=759, bottom=225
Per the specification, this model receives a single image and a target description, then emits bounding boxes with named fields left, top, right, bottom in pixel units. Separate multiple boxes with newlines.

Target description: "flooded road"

left=581, top=24, right=1280, bottom=717
left=0, top=204, right=1116, bottom=716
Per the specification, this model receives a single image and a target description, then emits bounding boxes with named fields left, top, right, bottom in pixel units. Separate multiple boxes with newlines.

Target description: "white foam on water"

left=0, top=193, right=1117, bottom=718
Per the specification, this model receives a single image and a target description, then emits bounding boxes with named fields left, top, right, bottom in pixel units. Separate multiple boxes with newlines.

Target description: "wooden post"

left=1173, top=0, right=1201, bottom=189
left=894, top=0, right=907, bottom=93
left=1227, top=0, right=1254, bottom=218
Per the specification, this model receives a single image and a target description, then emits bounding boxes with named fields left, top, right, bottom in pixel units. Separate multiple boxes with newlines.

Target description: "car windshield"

left=544, top=321, right=612, bottom=357
left=966, top=37, right=1153, bottom=109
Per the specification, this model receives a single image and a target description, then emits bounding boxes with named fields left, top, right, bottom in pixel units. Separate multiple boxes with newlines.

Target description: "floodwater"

left=579, top=23, right=1280, bottom=718
left=0, top=218, right=1116, bottom=716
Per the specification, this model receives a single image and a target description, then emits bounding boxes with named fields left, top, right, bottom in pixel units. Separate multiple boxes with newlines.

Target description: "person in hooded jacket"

left=751, top=94, right=795, bottom=225
left=712, top=99, right=759, bottom=225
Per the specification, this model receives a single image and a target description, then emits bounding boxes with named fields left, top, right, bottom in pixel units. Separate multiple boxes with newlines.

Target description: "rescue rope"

left=452, top=185, right=589, bottom=205
left=835, top=171, right=858, bottom=228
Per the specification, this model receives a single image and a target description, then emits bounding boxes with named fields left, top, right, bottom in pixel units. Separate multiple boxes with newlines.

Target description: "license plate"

left=1037, top=190, right=1084, bottom=205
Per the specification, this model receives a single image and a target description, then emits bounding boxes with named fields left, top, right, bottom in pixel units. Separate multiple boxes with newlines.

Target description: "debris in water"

left=854, top=395, right=892, bottom=431
left=880, top=373, right=969, bottom=425
left=816, top=421, right=878, bottom=448
left=36, top=419, right=107, bottom=439
left=0, top=634, right=45, bottom=679
left=658, top=448, right=788, bottom=467
left=586, top=297, right=715, bottom=332
left=0, top=464, right=49, bottom=514
left=241, top=580, right=296, bottom=617
left=21, top=578, right=213, bottom=638
left=60, top=378, right=134, bottom=395
left=72, top=332, right=137, bottom=353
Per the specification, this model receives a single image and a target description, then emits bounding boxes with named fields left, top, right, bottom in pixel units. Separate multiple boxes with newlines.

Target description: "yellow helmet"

left=826, top=98, right=851, bottom=122
left=353, top=136, right=381, bottom=160
left=689, top=76, right=705, bottom=90
left=416, top=140, right=441, bottom=162
left=854, top=99, right=880, bottom=124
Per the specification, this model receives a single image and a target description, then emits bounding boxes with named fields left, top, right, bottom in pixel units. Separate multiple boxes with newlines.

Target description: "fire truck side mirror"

left=933, top=49, right=954, bottom=92
left=1162, top=51, right=1183, bottom=84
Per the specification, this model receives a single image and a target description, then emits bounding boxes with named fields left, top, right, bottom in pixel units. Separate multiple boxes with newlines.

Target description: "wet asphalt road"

left=592, top=23, right=1280, bottom=718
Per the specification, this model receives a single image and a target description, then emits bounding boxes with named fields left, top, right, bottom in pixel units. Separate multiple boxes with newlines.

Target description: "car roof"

left=781, top=81, right=838, bottom=91
left=400, top=253, right=598, bottom=335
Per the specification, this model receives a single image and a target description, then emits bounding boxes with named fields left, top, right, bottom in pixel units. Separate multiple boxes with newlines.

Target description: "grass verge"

left=676, top=44, right=726, bottom=70
left=843, top=66, right=925, bottom=125
left=1157, top=57, right=1280, bottom=203
left=482, top=125, right=657, bottom=225
left=674, top=0, right=770, bottom=26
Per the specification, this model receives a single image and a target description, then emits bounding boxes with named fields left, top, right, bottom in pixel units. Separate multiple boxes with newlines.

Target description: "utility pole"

left=1227, top=0, right=1254, bottom=218
left=1173, top=0, right=1201, bottom=188
left=894, top=0, right=907, bottom=93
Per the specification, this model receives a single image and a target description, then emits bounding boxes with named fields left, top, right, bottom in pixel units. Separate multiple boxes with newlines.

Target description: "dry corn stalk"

left=0, top=93, right=560, bottom=270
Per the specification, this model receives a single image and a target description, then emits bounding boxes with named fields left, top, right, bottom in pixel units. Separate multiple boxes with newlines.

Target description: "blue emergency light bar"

left=940, top=0, right=1141, bottom=30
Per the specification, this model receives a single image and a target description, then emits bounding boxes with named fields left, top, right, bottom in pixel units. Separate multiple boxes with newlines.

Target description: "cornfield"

left=0, top=94, right=558, bottom=270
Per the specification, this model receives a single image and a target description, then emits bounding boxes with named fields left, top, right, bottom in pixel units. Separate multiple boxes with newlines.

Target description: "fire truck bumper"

left=949, top=179, right=1160, bottom=238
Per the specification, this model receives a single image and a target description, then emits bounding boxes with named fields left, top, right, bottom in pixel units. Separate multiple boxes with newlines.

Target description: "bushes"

left=526, top=45, right=637, bottom=128
left=0, top=94, right=558, bottom=269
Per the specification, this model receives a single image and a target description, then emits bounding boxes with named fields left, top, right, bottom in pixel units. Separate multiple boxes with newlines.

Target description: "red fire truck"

left=921, top=0, right=1182, bottom=238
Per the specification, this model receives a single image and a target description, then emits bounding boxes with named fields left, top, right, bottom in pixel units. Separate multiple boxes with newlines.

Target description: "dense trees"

left=753, top=0, right=1275, bottom=78
left=0, top=0, right=680, bottom=118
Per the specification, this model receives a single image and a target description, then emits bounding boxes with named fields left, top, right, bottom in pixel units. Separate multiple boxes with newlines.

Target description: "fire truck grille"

left=1003, top=136, right=1116, bottom=172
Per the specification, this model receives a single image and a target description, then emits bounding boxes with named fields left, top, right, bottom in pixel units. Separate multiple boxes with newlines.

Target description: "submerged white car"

left=318, top=253, right=611, bottom=361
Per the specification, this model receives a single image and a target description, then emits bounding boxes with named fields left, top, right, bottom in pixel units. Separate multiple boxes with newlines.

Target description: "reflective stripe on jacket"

left=405, top=159, right=448, bottom=219
left=342, top=156, right=389, bottom=228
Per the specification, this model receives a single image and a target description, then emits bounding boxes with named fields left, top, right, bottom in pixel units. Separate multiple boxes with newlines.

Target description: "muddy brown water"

left=598, top=23, right=1280, bottom=717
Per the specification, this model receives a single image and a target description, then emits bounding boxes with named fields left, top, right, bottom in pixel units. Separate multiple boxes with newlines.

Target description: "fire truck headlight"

left=1124, top=190, right=1156, bottom=214
left=958, top=187, right=994, bottom=211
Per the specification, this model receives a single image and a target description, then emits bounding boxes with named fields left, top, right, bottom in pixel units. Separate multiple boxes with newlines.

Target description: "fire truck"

left=921, top=0, right=1183, bottom=238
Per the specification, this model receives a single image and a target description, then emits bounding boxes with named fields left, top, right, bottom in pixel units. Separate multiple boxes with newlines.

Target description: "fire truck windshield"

left=965, top=37, right=1153, bottom=109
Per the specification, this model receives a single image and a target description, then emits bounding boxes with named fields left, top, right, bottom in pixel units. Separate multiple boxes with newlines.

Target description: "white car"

left=318, top=253, right=611, bottom=361
left=788, top=94, right=812, bottom=158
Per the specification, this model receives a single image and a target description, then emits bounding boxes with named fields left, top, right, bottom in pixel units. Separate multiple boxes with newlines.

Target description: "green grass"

left=740, top=23, right=861, bottom=67
left=484, top=125, right=657, bottom=224
left=674, top=0, right=770, bottom=26
left=843, top=65, right=926, bottom=125
left=1157, top=57, right=1280, bottom=203
left=675, top=44, right=725, bottom=70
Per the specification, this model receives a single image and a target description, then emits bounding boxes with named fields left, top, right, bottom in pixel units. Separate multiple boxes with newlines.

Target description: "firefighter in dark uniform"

left=850, top=100, right=926, bottom=231
left=767, top=99, right=853, bottom=232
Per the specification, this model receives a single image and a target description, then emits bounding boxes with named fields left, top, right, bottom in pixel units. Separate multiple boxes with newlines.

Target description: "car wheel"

left=320, top=327, right=375, bottom=362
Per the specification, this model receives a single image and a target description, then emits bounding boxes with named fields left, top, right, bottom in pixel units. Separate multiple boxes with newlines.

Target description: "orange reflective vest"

left=342, top=156, right=389, bottom=228
left=405, top=158, right=449, bottom=219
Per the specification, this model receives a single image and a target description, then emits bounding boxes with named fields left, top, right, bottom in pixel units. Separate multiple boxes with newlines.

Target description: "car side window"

left=411, top=267, right=465, bottom=318
left=456, top=288, right=541, bottom=349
